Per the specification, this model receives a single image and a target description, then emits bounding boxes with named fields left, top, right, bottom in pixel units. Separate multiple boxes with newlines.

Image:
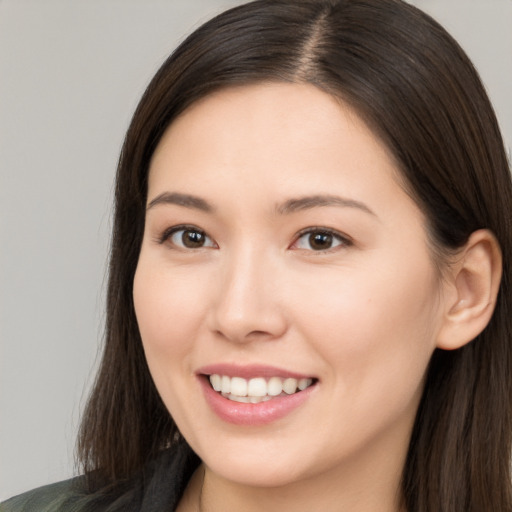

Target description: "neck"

left=200, top=468, right=403, bottom=512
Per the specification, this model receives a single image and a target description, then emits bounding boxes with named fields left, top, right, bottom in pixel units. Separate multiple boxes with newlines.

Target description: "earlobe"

left=436, top=229, right=502, bottom=351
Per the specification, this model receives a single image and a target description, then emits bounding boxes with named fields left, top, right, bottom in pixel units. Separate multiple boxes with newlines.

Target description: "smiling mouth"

left=207, top=374, right=316, bottom=404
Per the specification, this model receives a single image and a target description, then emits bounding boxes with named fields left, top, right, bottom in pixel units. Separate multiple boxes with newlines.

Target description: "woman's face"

left=133, top=83, right=449, bottom=489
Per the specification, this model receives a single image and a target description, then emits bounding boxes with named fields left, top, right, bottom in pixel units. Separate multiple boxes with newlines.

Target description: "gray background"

left=1, top=0, right=511, bottom=501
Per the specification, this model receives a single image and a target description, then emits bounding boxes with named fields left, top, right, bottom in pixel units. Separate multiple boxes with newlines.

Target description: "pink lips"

left=197, top=364, right=317, bottom=426
left=198, top=363, right=312, bottom=380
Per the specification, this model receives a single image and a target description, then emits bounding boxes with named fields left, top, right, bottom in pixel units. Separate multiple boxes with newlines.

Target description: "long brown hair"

left=77, top=1, right=512, bottom=509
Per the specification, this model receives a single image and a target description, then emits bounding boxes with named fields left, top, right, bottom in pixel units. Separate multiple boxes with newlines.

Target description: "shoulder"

left=0, top=441, right=200, bottom=512
left=0, top=477, right=95, bottom=512
left=0, top=473, right=146, bottom=512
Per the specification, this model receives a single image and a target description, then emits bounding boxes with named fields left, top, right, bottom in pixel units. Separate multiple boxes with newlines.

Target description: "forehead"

left=152, top=83, right=396, bottom=172
left=147, top=82, right=415, bottom=220
left=153, top=83, right=387, bottom=153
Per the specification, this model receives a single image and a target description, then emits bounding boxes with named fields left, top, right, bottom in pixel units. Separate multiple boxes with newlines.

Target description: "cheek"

left=132, top=258, right=214, bottom=429
left=289, top=260, right=440, bottom=456
left=133, top=260, right=208, bottom=368
left=291, top=256, right=440, bottom=392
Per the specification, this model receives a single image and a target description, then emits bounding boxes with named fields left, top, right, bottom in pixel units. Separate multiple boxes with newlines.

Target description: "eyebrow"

left=276, top=194, right=377, bottom=217
left=146, top=192, right=214, bottom=212
left=146, top=191, right=376, bottom=218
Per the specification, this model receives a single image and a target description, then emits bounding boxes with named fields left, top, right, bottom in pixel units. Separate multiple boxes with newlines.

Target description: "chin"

left=187, top=430, right=325, bottom=489
left=205, top=454, right=310, bottom=488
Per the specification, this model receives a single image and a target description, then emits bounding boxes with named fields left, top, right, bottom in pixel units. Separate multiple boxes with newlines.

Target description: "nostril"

left=247, top=330, right=273, bottom=337
left=212, top=328, right=280, bottom=343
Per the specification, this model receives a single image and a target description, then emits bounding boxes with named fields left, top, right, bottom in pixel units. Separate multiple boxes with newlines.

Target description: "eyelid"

left=291, top=227, right=353, bottom=252
left=156, top=224, right=217, bottom=248
left=154, top=224, right=351, bottom=252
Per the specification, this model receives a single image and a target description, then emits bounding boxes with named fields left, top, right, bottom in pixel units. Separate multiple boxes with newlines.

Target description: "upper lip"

left=197, top=363, right=316, bottom=380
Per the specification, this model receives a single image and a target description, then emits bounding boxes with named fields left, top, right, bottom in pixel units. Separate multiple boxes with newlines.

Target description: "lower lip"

left=199, top=377, right=316, bottom=426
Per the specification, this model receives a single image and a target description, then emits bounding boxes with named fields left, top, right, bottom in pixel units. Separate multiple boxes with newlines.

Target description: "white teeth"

left=267, top=376, right=283, bottom=396
left=283, top=378, right=298, bottom=394
left=209, top=374, right=314, bottom=401
left=221, top=394, right=273, bottom=404
left=221, top=375, right=231, bottom=394
left=249, top=395, right=272, bottom=403
left=247, top=377, right=267, bottom=397
left=229, top=395, right=250, bottom=403
left=210, top=374, right=222, bottom=392
left=298, top=378, right=310, bottom=391
left=230, top=377, right=248, bottom=397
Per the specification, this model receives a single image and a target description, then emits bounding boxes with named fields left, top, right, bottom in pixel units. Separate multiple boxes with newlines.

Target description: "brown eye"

left=181, top=230, right=206, bottom=248
left=167, top=227, right=216, bottom=249
left=308, top=232, right=334, bottom=250
left=294, top=229, right=349, bottom=252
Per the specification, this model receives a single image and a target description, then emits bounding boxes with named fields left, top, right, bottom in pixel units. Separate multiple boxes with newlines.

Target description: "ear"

left=436, top=229, right=502, bottom=350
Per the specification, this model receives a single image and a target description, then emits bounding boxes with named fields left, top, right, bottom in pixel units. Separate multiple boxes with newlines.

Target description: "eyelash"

left=292, top=227, right=353, bottom=253
left=157, top=224, right=216, bottom=249
left=156, top=225, right=352, bottom=253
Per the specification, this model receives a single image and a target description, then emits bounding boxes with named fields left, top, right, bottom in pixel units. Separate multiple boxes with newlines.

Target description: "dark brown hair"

left=77, top=1, right=512, bottom=509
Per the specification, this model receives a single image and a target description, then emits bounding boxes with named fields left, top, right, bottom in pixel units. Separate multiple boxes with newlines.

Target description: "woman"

left=2, top=0, right=511, bottom=510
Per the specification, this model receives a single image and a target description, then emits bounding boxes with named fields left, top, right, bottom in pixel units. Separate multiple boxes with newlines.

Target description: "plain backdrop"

left=1, top=0, right=511, bottom=501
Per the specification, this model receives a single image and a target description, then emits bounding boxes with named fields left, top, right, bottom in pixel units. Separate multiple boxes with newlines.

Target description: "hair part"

left=77, top=1, right=512, bottom=509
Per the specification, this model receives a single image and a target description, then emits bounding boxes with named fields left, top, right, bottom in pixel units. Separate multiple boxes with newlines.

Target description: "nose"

left=208, top=246, right=288, bottom=344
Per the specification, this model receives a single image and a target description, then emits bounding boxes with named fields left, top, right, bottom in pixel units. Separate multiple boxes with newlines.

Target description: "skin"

left=133, top=83, right=455, bottom=512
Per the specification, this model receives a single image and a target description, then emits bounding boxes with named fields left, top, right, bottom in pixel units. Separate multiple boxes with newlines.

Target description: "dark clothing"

left=0, top=442, right=200, bottom=512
